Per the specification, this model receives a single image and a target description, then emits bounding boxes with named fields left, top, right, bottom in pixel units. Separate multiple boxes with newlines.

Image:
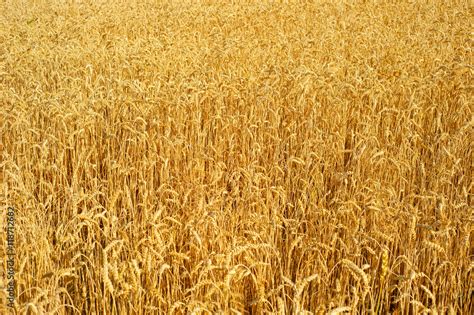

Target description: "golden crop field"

left=1, top=0, right=472, bottom=314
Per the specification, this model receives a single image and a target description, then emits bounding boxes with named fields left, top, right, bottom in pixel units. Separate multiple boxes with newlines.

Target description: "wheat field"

left=1, top=0, right=473, bottom=314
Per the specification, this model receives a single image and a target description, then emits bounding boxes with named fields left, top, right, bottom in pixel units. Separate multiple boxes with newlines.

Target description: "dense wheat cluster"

left=1, top=0, right=473, bottom=314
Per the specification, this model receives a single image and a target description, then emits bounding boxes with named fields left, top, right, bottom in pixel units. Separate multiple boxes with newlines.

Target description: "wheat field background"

left=1, top=0, right=473, bottom=314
